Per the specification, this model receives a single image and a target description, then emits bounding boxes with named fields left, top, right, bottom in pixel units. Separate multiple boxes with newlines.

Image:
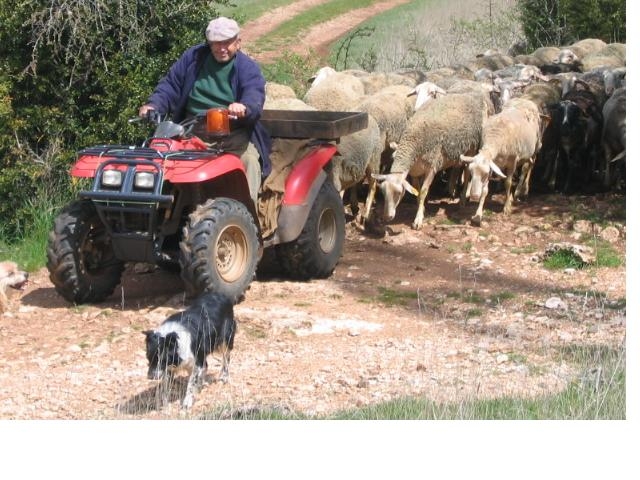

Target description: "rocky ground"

left=0, top=191, right=626, bottom=419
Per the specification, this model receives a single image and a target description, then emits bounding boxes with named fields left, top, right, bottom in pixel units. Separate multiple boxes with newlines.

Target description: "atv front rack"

left=79, top=144, right=222, bottom=161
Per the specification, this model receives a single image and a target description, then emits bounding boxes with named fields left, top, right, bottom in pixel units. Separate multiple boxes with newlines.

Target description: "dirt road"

left=239, top=0, right=413, bottom=62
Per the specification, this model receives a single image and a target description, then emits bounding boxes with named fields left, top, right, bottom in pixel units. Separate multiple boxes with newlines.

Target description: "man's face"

left=209, top=36, right=240, bottom=63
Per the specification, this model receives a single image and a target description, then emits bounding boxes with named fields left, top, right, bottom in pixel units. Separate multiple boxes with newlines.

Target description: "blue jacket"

left=146, top=43, right=272, bottom=177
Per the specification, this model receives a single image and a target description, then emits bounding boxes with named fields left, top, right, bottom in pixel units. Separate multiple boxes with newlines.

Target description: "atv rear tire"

left=179, top=198, right=259, bottom=303
left=276, top=179, right=345, bottom=279
left=46, top=200, right=125, bottom=304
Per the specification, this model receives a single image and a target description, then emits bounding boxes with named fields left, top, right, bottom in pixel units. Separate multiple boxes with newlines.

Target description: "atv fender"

left=162, top=153, right=245, bottom=183
left=275, top=144, right=337, bottom=243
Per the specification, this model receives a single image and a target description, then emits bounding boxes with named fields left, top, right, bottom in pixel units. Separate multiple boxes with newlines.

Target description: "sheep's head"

left=308, top=66, right=337, bottom=87
left=460, top=153, right=505, bottom=202
left=409, top=82, right=447, bottom=110
left=371, top=172, right=418, bottom=222
left=554, top=49, right=579, bottom=65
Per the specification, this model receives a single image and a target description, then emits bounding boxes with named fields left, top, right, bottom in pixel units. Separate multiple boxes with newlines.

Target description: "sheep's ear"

left=460, top=154, right=475, bottom=163
left=402, top=180, right=420, bottom=196
left=371, top=173, right=387, bottom=181
left=490, top=161, right=507, bottom=178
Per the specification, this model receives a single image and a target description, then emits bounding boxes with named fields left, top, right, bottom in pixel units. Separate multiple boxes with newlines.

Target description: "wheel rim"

left=215, top=224, right=249, bottom=283
left=317, top=207, right=337, bottom=254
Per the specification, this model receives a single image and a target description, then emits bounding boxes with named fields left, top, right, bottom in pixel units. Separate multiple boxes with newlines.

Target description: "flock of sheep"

left=263, top=37, right=626, bottom=229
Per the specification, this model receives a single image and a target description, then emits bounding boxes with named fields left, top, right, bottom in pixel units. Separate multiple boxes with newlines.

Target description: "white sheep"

left=265, top=82, right=297, bottom=102
left=568, top=38, right=607, bottom=58
left=581, top=43, right=625, bottom=71
left=532, top=46, right=562, bottom=64
left=465, top=53, right=515, bottom=72
left=331, top=114, right=385, bottom=223
left=371, top=90, right=492, bottom=229
left=357, top=71, right=417, bottom=94
left=303, top=67, right=365, bottom=111
left=460, top=97, right=549, bottom=225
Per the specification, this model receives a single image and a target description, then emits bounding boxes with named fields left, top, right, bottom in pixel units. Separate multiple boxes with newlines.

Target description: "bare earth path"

left=240, top=0, right=413, bottom=62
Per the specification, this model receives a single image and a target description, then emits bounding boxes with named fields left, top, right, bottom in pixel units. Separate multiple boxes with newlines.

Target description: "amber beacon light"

left=206, top=108, right=230, bottom=136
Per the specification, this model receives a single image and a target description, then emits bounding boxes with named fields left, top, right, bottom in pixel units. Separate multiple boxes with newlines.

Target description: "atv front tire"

left=179, top=198, right=259, bottom=303
left=46, top=200, right=125, bottom=304
left=276, top=179, right=345, bottom=279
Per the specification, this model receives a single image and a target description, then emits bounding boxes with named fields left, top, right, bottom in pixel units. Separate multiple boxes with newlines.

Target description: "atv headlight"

left=102, top=169, right=123, bottom=187
left=134, top=171, right=155, bottom=189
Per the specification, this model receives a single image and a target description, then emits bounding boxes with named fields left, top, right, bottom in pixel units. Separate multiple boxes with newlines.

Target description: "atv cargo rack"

left=260, top=110, right=368, bottom=140
left=78, top=145, right=221, bottom=161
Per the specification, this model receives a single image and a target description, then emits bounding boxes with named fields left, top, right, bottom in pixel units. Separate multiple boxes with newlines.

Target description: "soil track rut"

left=240, top=0, right=412, bottom=62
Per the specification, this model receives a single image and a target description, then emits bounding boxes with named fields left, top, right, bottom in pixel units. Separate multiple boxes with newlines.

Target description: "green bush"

left=516, top=0, right=625, bottom=48
left=0, top=0, right=228, bottom=242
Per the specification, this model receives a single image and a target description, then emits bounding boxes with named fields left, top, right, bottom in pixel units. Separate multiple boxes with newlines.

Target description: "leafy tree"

left=517, top=0, right=625, bottom=48
left=0, top=0, right=230, bottom=240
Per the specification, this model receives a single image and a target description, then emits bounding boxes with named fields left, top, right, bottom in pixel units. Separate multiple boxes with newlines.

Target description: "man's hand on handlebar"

left=228, top=102, right=246, bottom=119
left=139, top=104, right=156, bottom=118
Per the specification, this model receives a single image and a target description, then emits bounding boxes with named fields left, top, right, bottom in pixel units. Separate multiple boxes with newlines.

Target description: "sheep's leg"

left=602, top=142, right=612, bottom=189
left=347, top=186, right=359, bottom=217
left=412, top=168, right=436, bottom=230
left=447, top=166, right=462, bottom=198
left=360, top=177, right=377, bottom=224
left=460, top=168, right=471, bottom=207
left=471, top=181, right=489, bottom=226
left=515, top=160, right=533, bottom=199
left=545, top=149, right=559, bottom=191
left=503, top=172, right=514, bottom=215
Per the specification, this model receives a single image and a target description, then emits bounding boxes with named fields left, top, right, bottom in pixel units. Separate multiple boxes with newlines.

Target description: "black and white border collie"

left=144, top=292, right=236, bottom=409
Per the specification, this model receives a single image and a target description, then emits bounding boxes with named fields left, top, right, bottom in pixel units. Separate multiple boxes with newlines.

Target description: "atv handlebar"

left=129, top=108, right=239, bottom=140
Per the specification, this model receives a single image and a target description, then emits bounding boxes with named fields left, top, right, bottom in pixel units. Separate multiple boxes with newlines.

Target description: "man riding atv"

left=139, top=16, right=270, bottom=203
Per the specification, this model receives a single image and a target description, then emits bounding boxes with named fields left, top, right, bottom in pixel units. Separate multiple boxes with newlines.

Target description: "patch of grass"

left=543, top=249, right=586, bottom=270
left=330, top=0, right=520, bottom=71
left=544, top=237, right=623, bottom=270
left=466, top=308, right=483, bottom=317
left=438, top=217, right=462, bottom=225
left=294, top=302, right=311, bottom=307
left=377, top=286, right=418, bottom=307
left=508, top=352, right=527, bottom=364
left=490, top=291, right=516, bottom=304
left=218, top=0, right=296, bottom=24
left=586, top=238, right=623, bottom=268
left=261, top=51, right=322, bottom=97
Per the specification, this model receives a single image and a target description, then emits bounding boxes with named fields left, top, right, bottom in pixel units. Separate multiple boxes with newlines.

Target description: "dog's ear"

left=143, top=330, right=155, bottom=338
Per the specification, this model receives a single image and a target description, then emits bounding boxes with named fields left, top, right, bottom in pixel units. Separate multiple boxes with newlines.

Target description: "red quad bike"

left=46, top=109, right=367, bottom=304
